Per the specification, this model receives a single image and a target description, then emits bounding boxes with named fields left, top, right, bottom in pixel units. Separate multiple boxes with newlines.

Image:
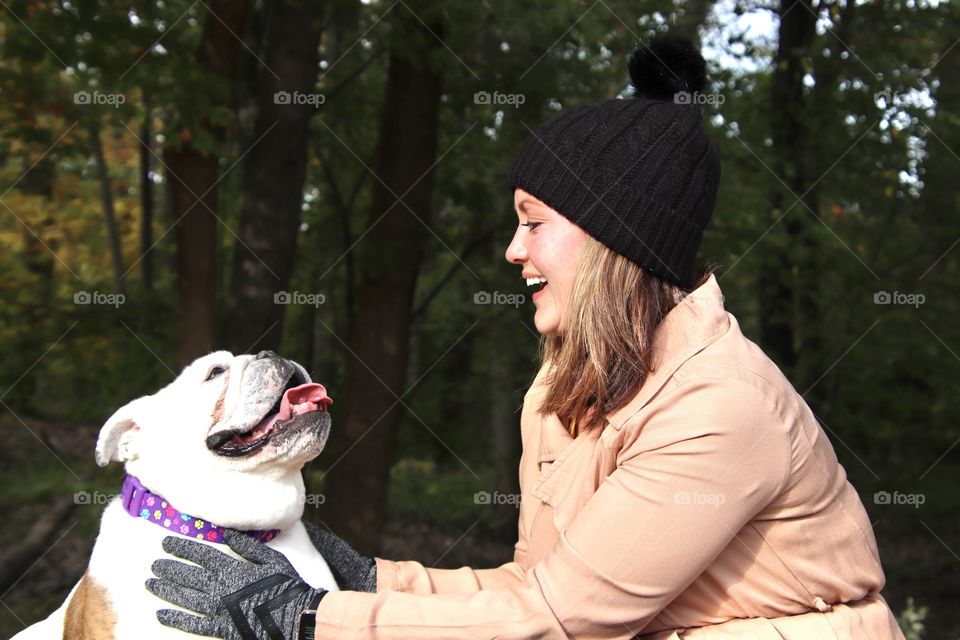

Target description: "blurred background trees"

left=1, top=0, right=957, bottom=637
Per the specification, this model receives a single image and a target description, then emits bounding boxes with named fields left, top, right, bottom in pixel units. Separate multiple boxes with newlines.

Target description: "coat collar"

left=528, top=272, right=730, bottom=458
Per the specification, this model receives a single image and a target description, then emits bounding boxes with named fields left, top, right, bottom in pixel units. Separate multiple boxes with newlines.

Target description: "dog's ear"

left=95, top=396, right=152, bottom=467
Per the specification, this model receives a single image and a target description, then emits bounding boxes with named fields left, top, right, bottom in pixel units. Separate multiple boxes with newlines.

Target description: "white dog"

left=14, top=350, right=339, bottom=639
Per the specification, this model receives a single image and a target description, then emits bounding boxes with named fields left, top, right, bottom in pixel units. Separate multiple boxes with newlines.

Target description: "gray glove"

left=304, top=521, right=377, bottom=593
left=146, top=529, right=326, bottom=640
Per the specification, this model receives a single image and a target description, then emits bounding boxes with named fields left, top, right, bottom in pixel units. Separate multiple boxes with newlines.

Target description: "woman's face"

left=504, top=188, right=587, bottom=335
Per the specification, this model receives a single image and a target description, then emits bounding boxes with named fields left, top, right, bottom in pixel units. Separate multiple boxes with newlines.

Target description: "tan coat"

left=314, top=273, right=905, bottom=639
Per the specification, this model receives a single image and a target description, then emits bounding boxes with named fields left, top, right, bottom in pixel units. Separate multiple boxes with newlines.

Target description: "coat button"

left=813, top=596, right=833, bottom=612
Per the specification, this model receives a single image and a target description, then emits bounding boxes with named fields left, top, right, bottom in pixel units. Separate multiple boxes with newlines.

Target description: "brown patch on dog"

left=63, top=573, right=116, bottom=639
left=211, top=371, right=230, bottom=424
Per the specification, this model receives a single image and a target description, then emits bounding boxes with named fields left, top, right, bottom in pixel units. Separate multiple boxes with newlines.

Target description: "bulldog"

left=14, top=350, right=339, bottom=639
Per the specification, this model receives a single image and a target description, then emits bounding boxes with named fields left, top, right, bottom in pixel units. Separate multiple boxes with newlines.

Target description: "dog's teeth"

left=291, top=402, right=318, bottom=416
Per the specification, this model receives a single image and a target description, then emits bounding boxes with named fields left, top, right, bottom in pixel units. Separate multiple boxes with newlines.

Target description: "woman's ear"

left=95, top=396, right=152, bottom=467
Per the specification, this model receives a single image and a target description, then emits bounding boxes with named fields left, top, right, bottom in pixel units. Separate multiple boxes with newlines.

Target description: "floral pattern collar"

left=119, top=474, right=279, bottom=545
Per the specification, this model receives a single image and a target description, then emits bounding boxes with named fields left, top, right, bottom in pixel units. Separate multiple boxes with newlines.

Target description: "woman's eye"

left=205, top=366, right=226, bottom=381
left=521, top=222, right=542, bottom=232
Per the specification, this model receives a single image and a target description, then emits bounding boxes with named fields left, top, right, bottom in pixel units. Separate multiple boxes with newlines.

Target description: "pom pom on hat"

left=627, top=34, right=707, bottom=101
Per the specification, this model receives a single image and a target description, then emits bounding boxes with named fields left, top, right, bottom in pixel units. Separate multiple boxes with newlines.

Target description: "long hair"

left=536, top=236, right=715, bottom=433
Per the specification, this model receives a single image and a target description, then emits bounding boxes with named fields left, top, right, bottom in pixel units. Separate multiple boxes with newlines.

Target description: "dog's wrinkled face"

left=96, top=350, right=332, bottom=475
left=201, top=351, right=332, bottom=463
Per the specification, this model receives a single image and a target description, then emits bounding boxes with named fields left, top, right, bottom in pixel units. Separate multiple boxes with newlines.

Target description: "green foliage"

left=385, top=458, right=495, bottom=530
left=897, top=596, right=930, bottom=640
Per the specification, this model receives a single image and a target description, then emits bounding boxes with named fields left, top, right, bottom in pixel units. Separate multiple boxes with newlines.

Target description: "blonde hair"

left=537, top=236, right=713, bottom=433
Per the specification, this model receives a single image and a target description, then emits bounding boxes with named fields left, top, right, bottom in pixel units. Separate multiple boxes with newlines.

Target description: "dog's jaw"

left=98, top=351, right=329, bottom=532
left=124, top=459, right=308, bottom=530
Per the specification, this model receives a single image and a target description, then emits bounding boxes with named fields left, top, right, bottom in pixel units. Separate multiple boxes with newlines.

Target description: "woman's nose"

left=504, top=229, right=527, bottom=264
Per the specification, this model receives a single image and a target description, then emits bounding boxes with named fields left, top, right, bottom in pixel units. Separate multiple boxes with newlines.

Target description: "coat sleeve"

left=313, top=376, right=791, bottom=639
left=372, top=557, right=528, bottom=594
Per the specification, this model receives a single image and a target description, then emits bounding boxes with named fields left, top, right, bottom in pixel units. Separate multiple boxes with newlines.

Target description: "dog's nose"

left=255, top=350, right=278, bottom=360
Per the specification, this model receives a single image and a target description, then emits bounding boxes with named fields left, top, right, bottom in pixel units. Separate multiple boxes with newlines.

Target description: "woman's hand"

left=303, top=521, right=377, bottom=593
left=146, top=529, right=327, bottom=640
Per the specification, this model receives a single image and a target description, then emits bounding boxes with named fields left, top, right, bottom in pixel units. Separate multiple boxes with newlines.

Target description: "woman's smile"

left=505, top=188, right=587, bottom=335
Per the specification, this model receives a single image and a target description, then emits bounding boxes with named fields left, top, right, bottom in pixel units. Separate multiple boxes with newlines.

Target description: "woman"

left=147, top=36, right=904, bottom=639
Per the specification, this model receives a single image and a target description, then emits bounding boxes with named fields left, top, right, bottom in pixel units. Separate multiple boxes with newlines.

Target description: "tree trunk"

left=168, top=143, right=220, bottom=368
left=140, top=96, right=154, bottom=292
left=316, top=0, right=366, bottom=352
left=168, top=0, right=251, bottom=370
left=223, top=0, right=324, bottom=354
left=0, top=498, right=74, bottom=594
left=797, top=0, right=858, bottom=403
left=10, top=154, right=56, bottom=411
left=758, top=0, right=817, bottom=375
left=320, top=30, right=445, bottom=555
left=91, top=123, right=126, bottom=296
left=236, top=0, right=269, bottom=150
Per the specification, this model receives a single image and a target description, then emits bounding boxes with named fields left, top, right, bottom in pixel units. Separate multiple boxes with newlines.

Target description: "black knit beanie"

left=507, top=35, right=721, bottom=289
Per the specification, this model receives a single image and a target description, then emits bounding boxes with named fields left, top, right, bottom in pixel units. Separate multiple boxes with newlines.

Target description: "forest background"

left=0, top=0, right=957, bottom=637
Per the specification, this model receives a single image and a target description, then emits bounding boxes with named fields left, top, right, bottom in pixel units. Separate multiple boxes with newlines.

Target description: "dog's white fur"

left=14, top=351, right=338, bottom=639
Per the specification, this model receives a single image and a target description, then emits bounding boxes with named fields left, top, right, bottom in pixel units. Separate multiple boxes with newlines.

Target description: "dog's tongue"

left=278, top=382, right=333, bottom=421
left=244, top=383, right=332, bottom=441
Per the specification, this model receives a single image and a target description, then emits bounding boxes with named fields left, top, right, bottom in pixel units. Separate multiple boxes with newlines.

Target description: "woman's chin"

left=533, top=309, right=560, bottom=336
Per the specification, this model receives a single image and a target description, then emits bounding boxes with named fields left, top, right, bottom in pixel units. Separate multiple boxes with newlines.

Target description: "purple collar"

left=119, top=474, right=279, bottom=545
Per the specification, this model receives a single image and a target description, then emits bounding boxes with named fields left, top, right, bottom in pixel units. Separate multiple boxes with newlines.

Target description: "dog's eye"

left=205, top=366, right=226, bottom=381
